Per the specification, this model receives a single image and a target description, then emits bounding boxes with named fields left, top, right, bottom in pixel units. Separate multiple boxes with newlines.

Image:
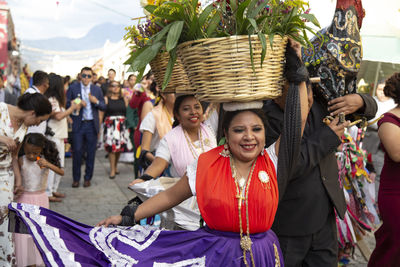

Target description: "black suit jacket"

left=264, top=94, right=377, bottom=235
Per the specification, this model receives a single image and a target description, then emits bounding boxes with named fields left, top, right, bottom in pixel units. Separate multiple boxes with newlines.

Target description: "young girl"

left=14, top=133, right=64, bottom=267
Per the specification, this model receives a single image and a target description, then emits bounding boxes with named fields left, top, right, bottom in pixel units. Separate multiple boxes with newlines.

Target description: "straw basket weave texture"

left=149, top=52, right=193, bottom=94
left=177, top=35, right=288, bottom=102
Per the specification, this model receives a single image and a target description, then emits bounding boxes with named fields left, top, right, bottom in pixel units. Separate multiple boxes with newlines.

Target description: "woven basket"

left=149, top=52, right=193, bottom=94
left=177, top=35, right=288, bottom=102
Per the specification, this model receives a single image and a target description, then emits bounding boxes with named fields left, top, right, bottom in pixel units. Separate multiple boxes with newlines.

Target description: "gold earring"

left=220, top=143, right=231, bottom=157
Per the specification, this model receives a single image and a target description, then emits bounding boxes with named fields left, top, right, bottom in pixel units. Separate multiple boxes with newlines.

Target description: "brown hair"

left=384, top=72, right=400, bottom=104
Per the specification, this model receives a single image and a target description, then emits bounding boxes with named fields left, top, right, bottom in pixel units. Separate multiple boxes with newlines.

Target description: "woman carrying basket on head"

left=9, top=40, right=323, bottom=266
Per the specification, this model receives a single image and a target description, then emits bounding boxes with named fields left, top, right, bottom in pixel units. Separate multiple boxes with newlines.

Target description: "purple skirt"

left=9, top=202, right=284, bottom=266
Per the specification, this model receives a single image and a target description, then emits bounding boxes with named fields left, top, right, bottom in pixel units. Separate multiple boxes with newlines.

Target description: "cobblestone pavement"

left=50, top=150, right=375, bottom=266
left=50, top=150, right=136, bottom=226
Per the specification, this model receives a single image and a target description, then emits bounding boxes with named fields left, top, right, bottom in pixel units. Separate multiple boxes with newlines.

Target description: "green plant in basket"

left=125, top=0, right=222, bottom=90
left=213, top=0, right=320, bottom=69
left=125, top=0, right=320, bottom=89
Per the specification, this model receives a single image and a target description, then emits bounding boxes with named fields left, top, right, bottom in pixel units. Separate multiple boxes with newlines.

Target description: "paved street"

left=50, top=150, right=374, bottom=266
left=50, top=150, right=136, bottom=226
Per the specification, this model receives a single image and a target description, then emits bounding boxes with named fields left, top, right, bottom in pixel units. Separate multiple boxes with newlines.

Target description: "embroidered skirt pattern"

left=9, top=203, right=284, bottom=267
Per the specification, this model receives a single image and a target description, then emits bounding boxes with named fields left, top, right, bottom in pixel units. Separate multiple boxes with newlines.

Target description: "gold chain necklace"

left=183, top=129, right=204, bottom=159
left=230, top=156, right=257, bottom=267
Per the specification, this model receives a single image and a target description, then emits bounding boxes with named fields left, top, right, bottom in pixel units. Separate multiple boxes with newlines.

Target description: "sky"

left=7, top=0, right=144, bottom=40
left=7, top=0, right=400, bottom=41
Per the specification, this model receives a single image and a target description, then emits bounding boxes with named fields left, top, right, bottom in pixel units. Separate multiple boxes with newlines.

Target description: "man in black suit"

left=66, top=67, right=106, bottom=188
left=264, top=93, right=377, bottom=266
left=0, top=75, right=17, bottom=105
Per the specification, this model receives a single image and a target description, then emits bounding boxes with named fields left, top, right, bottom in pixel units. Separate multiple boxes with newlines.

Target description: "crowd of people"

left=0, top=44, right=400, bottom=266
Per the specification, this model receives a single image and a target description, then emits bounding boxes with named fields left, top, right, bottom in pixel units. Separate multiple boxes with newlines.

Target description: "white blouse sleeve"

left=139, top=112, right=156, bottom=134
left=186, top=159, right=198, bottom=196
left=204, top=108, right=219, bottom=136
left=155, top=137, right=171, bottom=163
left=265, top=142, right=278, bottom=172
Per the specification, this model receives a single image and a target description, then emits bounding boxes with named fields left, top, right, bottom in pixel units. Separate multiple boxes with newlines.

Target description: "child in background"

left=14, top=133, right=64, bottom=267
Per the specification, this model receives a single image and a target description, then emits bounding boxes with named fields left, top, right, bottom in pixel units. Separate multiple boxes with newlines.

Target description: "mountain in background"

left=22, top=23, right=126, bottom=51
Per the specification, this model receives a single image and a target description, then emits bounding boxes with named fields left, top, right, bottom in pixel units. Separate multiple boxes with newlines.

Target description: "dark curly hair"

left=17, top=93, right=52, bottom=116
left=384, top=72, right=400, bottom=104
left=21, top=133, right=61, bottom=168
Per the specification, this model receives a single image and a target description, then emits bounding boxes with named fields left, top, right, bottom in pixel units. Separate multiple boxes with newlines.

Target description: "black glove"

left=284, top=43, right=309, bottom=85
left=138, top=174, right=154, bottom=181
left=119, top=197, right=142, bottom=226
left=137, top=149, right=152, bottom=169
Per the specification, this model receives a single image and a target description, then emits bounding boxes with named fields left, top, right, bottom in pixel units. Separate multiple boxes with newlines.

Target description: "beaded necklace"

left=183, top=128, right=205, bottom=159
left=230, top=156, right=257, bottom=267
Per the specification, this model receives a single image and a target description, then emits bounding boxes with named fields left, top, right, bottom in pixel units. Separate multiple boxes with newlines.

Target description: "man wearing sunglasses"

left=66, top=67, right=106, bottom=188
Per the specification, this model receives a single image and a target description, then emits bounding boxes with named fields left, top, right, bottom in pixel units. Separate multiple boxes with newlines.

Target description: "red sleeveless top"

left=196, top=145, right=279, bottom=233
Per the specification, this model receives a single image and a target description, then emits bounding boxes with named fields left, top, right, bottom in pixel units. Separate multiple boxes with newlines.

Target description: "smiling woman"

left=8, top=40, right=311, bottom=267
left=130, top=94, right=217, bottom=186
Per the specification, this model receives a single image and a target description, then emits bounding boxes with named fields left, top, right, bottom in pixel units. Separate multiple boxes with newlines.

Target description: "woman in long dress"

left=369, top=72, right=400, bottom=266
left=0, top=93, right=52, bottom=266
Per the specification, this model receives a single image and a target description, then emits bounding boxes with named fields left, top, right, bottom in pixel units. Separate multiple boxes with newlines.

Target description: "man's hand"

left=89, top=95, right=99, bottom=104
left=327, top=117, right=350, bottom=138
left=327, top=94, right=364, bottom=117
left=80, top=100, right=87, bottom=108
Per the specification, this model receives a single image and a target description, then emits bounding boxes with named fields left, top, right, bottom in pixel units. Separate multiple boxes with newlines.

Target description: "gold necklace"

left=183, top=129, right=205, bottom=159
left=230, top=156, right=257, bottom=267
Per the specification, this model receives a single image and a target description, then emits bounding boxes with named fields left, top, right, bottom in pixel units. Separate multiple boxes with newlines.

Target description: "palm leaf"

left=166, top=21, right=184, bottom=52
left=162, top=48, right=178, bottom=90
left=132, top=42, right=163, bottom=70
left=300, top=13, right=320, bottom=28
left=258, top=32, right=267, bottom=66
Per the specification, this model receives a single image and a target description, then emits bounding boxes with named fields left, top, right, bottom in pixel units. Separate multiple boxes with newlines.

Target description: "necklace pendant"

left=238, top=178, right=246, bottom=189
left=240, top=236, right=253, bottom=251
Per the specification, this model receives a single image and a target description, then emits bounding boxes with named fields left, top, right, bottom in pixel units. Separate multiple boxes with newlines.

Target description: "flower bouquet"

left=125, top=0, right=320, bottom=100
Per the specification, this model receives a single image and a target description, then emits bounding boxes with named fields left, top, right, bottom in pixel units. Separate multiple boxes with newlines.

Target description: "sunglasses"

left=110, top=84, right=120, bottom=87
left=81, top=74, right=92, bottom=78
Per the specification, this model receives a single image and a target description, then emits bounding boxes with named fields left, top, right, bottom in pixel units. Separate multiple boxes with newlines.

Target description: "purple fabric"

left=9, top=202, right=284, bottom=266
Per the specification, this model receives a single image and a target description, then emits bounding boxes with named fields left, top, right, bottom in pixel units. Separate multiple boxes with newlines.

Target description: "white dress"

left=0, top=103, right=27, bottom=266
left=46, top=97, right=67, bottom=196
